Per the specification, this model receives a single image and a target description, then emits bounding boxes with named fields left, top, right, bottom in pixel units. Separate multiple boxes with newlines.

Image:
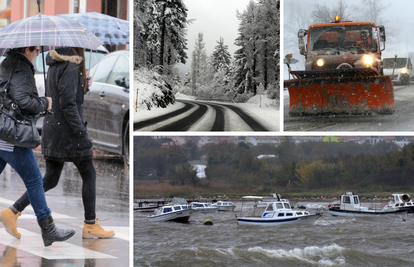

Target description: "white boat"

left=329, top=192, right=408, bottom=217
left=212, top=200, right=236, bottom=211
left=383, top=194, right=414, bottom=213
left=189, top=202, right=219, bottom=213
left=236, top=195, right=321, bottom=226
left=147, top=198, right=193, bottom=223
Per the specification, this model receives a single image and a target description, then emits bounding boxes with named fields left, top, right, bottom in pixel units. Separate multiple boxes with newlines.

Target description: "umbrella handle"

left=37, top=0, right=41, bottom=13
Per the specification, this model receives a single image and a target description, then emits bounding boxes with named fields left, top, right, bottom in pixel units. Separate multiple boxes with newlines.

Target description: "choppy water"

left=134, top=201, right=414, bottom=266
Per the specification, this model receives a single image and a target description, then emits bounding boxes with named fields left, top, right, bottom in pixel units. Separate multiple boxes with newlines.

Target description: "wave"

left=248, top=244, right=346, bottom=266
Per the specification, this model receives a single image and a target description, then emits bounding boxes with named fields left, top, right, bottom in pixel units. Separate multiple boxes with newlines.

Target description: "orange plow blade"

left=284, top=68, right=394, bottom=116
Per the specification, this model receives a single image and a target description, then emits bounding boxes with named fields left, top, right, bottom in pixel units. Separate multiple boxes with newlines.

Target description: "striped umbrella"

left=57, top=12, right=129, bottom=45
left=0, top=13, right=103, bottom=55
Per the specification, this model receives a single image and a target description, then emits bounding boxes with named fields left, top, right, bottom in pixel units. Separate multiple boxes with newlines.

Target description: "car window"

left=107, top=54, right=129, bottom=86
left=90, top=54, right=119, bottom=83
left=85, top=51, right=106, bottom=70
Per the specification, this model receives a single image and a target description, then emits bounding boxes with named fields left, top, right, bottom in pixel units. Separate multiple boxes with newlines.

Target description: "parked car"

left=83, top=50, right=130, bottom=165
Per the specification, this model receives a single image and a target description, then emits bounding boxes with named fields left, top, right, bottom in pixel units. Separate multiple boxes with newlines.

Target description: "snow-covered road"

left=135, top=94, right=280, bottom=132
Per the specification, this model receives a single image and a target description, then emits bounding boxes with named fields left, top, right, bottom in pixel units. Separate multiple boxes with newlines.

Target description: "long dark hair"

left=70, top=47, right=87, bottom=92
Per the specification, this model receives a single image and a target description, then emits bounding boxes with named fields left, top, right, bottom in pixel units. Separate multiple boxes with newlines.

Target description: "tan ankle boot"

left=82, top=218, right=115, bottom=239
left=0, top=207, right=21, bottom=239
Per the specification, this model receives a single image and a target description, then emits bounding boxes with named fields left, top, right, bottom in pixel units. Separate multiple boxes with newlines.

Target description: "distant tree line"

left=133, top=137, right=414, bottom=191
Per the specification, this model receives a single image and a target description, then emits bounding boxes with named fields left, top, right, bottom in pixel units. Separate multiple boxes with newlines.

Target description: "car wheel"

left=123, top=120, right=130, bottom=166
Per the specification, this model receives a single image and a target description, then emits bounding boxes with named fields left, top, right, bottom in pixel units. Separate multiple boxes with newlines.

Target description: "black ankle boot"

left=37, top=215, right=75, bottom=247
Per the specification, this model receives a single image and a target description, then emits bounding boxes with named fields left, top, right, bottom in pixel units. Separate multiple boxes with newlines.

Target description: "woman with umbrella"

left=3, top=46, right=115, bottom=240
left=0, top=46, right=75, bottom=247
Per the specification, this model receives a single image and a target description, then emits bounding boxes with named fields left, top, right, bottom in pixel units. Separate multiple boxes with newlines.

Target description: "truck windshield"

left=309, top=25, right=377, bottom=54
left=383, top=58, right=408, bottom=69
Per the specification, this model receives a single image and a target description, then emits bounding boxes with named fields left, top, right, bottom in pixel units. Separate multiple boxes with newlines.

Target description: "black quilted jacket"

left=0, top=50, right=49, bottom=116
left=41, top=48, right=93, bottom=161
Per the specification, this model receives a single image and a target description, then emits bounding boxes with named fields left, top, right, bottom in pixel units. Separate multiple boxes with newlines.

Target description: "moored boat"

left=329, top=192, right=408, bottom=217
left=147, top=198, right=193, bottom=223
left=383, top=194, right=414, bottom=213
left=212, top=200, right=236, bottom=211
left=236, top=195, right=321, bottom=226
left=189, top=202, right=219, bottom=213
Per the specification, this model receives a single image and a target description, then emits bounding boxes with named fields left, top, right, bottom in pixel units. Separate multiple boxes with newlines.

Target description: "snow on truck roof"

left=309, top=21, right=377, bottom=29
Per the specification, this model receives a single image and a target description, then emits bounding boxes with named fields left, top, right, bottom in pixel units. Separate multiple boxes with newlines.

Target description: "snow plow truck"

left=284, top=16, right=394, bottom=116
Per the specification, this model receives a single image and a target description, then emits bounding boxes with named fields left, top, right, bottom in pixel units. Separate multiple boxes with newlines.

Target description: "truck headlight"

left=316, top=59, right=325, bottom=67
left=362, top=55, right=374, bottom=66
left=401, top=67, right=408, bottom=74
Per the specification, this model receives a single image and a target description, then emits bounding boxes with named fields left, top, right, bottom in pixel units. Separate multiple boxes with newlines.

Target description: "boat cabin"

left=215, top=201, right=234, bottom=206
left=392, top=194, right=414, bottom=207
left=262, top=201, right=310, bottom=218
left=339, top=192, right=364, bottom=211
left=154, top=204, right=189, bottom=216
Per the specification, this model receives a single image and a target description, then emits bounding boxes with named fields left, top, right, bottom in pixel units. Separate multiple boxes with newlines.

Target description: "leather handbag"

left=0, top=68, right=42, bottom=148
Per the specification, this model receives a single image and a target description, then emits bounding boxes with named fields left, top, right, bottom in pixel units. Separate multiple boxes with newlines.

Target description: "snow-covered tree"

left=156, top=0, right=189, bottom=74
left=211, top=37, right=232, bottom=72
left=233, top=0, right=279, bottom=99
left=190, top=32, right=208, bottom=95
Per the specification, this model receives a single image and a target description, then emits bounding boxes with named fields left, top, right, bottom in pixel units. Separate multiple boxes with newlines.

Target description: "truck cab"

left=298, top=17, right=386, bottom=74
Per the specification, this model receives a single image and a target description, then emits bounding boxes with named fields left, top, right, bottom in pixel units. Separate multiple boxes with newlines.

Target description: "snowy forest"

left=284, top=0, right=406, bottom=79
left=134, top=0, right=280, bottom=108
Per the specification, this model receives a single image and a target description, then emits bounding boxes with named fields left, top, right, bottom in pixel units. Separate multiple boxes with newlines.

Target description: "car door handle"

left=99, top=91, right=105, bottom=98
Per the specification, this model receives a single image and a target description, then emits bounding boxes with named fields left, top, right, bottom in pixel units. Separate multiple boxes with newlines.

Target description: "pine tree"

left=190, top=32, right=208, bottom=95
left=211, top=37, right=232, bottom=72
left=156, top=0, right=188, bottom=74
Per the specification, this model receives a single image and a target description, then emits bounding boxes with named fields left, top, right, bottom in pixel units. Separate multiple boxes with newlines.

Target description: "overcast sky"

left=179, top=0, right=254, bottom=76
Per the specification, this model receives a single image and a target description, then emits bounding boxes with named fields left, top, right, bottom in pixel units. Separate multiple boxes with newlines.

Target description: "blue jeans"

left=0, top=146, right=51, bottom=221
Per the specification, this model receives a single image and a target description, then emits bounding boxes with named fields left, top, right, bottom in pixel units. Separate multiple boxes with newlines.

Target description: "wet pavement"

left=0, top=151, right=130, bottom=267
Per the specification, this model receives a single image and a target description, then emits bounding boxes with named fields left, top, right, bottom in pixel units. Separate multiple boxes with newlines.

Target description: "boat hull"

left=192, top=207, right=219, bottom=214
left=217, top=206, right=236, bottom=211
left=147, top=209, right=193, bottom=222
left=329, top=207, right=407, bottom=217
left=236, top=214, right=321, bottom=226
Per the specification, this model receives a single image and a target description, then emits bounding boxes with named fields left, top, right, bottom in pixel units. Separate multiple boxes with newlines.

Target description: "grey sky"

left=179, top=0, right=254, bottom=77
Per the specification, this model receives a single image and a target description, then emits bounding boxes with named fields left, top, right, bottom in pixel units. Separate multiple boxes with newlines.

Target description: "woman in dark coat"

left=0, top=47, right=75, bottom=246
left=6, top=47, right=114, bottom=239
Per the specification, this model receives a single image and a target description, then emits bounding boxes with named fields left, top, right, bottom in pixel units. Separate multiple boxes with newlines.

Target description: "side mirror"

left=378, top=25, right=386, bottom=42
left=115, top=76, right=129, bottom=89
left=298, top=29, right=307, bottom=55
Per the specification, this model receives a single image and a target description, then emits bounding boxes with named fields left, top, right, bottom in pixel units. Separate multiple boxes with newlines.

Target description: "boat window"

left=181, top=206, right=188, bottom=210
left=286, top=213, right=293, bottom=216
left=296, top=212, right=303, bottom=215
left=305, top=211, right=310, bottom=215
left=173, top=206, right=182, bottom=211
left=163, top=207, right=172, bottom=213
left=283, top=203, right=291, bottom=209
left=277, top=213, right=285, bottom=217
left=276, top=203, right=284, bottom=209
left=353, top=196, right=359, bottom=204
left=266, top=204, right=274, bottom=211
left=396, top=203, right=400, bottom=207
left=343, top=196, right=351, bottom=204
left=194, top=204, right=203, bottom=208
